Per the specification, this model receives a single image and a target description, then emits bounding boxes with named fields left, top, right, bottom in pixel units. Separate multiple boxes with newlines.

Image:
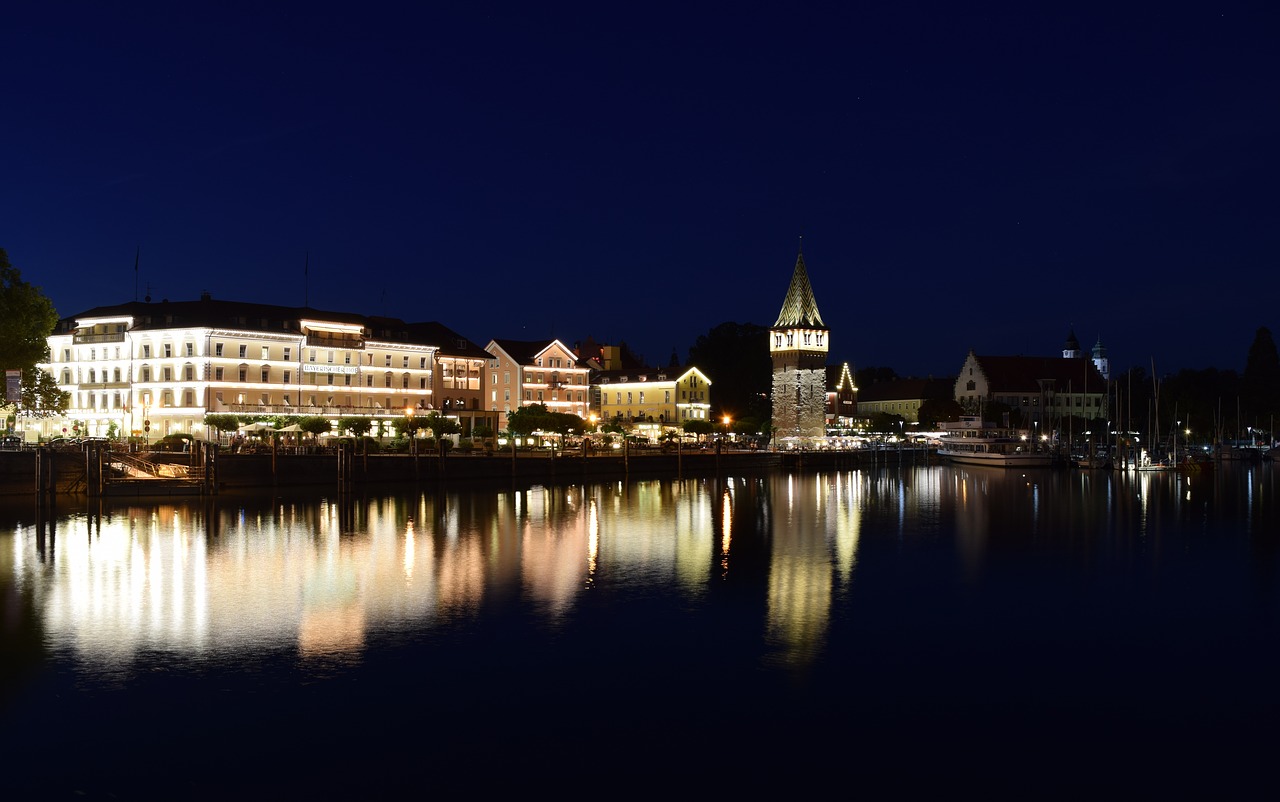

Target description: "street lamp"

left=404, top=406, right=414, bottom=455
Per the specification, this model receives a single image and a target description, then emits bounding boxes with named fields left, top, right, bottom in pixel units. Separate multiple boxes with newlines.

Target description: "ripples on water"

left=2, top=465, right=1278, bottom=798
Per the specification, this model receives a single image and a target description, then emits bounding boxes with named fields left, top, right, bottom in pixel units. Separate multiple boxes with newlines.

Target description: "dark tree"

left=686, top=322, right=771, bottom=422
left=1, top=248, right=66, bottom=416
left=917, top=398, right=963, bottom=428
left=1242, top=327, right=1280, bottom=425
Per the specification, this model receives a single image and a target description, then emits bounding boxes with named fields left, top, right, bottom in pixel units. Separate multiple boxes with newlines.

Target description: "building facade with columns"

left=37, top=295, right=493, bottom=441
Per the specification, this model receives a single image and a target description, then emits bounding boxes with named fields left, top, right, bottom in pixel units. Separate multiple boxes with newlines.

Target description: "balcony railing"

left=305, top=333, right=365, bottom=350
left=226, top=403, right=412, bottom=417
left=73, top=332, right=127, bottom=344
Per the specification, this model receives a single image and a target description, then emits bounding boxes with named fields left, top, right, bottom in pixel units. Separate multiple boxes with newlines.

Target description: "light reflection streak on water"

left=9, top=477, right=879, bottom=673
left=586, top=497, right=599, bottom=587
left=720, top=485, right=732, bottom=577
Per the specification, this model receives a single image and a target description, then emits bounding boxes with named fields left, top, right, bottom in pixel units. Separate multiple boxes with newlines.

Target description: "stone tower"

left=770, top=246, right=829, bottom=443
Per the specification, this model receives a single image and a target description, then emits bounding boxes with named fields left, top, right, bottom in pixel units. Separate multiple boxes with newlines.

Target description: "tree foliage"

left=297, top=416, right=332, bottom=437
left=421, top=413, right=462, bottom=439
left=1242, top=326, right=1280, bottom=423
left=0, top=248, right=59, bottom=374
left=337, top=417, right=374, bottom=437
left=506, top=403, right=584, bottom=437
left=1, top=249, right=65, bottom=416
left=686, top=322, right=771, bottom=421
left=16, top=368, right=69, bottom=418
left=204, top=413, right=241, bottom=434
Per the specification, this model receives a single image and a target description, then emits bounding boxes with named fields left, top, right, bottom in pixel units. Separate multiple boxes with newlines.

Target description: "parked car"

left=1, top=435, right=23, bottom=450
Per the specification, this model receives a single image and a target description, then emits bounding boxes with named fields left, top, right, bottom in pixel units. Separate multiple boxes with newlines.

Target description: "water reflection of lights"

left=8, top=477, right=869, bottom=669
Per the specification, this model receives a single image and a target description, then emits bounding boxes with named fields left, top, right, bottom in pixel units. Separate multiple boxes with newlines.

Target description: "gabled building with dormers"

left=825, top=362, right=858, bottom=430
left=770, top=246, right=829, bottom=444
left=954, top=350, right=1108, bottom=429
left=484, top=338, right=591, bottom=430
left=39, top=295, right=465, bottom=441
left=595, top=365, right=712, bottom=440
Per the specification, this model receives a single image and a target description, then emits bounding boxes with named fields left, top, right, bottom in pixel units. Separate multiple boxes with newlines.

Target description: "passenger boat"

left=937, top=416, right=1059, bottom=467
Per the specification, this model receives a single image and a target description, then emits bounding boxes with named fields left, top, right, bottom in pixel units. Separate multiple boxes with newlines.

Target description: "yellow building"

left=596, top=366, right=711, bottom=442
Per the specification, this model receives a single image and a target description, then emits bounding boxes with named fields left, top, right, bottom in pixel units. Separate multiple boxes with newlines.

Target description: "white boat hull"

left=938, top=450, right=1058, bottom=467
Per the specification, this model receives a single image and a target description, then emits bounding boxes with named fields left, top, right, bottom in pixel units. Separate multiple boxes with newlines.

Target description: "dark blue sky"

left=4, top=2, right=1277, bottom=378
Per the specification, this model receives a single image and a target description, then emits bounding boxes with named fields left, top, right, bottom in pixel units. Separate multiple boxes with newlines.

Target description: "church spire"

left=774, top=248, right=826, bottom=329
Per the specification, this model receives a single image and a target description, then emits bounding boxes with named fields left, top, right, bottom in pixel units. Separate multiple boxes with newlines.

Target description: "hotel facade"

left=37, top=296, right=496, bottom=441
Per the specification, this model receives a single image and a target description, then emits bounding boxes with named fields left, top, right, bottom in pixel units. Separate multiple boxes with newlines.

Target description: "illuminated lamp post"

left=404, top=406, right=415, bottom=455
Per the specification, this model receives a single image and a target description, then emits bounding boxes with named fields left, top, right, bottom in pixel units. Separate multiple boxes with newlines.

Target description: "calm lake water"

left=2, top=464, right=1278, bottom=799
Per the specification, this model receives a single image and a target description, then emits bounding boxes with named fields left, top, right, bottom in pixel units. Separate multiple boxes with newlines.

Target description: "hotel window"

left=420, top=378, right=427, bottom=389
left=327, top=350, right=334, bottom=363
left=327, top=375, right=334, bottom=386
left=420, top=357, right=427, bottom=369
left=114, top=368, right=121, bottom=382
left=262, top=346, right=270, bottom=360
left=186, top=343, right=194, bottom=357
left=239, top=344, right=247, bottom=358
left=164, top=343, right=172, bottom=358
left=283, top=370, right=291, bottom=384
left=184, top=391, right=194, bottom=406
left=141, top=367, right=151, bottom=382
left=142, top=344, right=151, bottom=358
left=185, top=366, right=194, bottom=381
left=384, top=373, right=392, bottom=388
left=261, top=368, right=270, bottom=382
left=504, top=372, right=510, bottom=385
left=402, top=356, right=409, bottom=368
left=162, top=390, right=173, bottom=406
left=215, top=368, right=224, bottom=381
left=163, top=367, right=172, bottom=382
left=309, top=350, right=316, bottom=362
left=239, top=368, right=247, bottom=382
left=385, top=355, right=392, bottom=367
left=345, top=353, right=352, bottom=364
left=215, top=343, right=224, bottom=357
left=525, top=390, right=532, bottom=401
left=639, top=392, right=645, bottom=404
left=367, top=376, right=373, bottom=387
left=283, top=347, right=291, bottom=361
left=88, top=369, right=96, bottom=383
left=665, top=391, right=670, bottom=403
left=402, top=373, right=409, bottom=389
left=504, top=389, right=510, bottom=402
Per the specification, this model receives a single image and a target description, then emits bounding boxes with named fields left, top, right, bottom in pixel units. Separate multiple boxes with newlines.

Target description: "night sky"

left=5, top=2, right=1277, bottom=378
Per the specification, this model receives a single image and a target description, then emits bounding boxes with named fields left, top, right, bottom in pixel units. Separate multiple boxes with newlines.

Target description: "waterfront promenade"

left=0, top=443, right=935, bottom=497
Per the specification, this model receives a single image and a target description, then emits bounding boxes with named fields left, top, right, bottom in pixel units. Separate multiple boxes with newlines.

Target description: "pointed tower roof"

left=773, top=249, right=826, bottom=329
left=1064, top=328, right=1081, bottom=352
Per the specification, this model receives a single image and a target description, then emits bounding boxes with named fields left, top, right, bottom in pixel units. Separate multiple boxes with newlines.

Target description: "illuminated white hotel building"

left=39, top=294, right=495, bottom=441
